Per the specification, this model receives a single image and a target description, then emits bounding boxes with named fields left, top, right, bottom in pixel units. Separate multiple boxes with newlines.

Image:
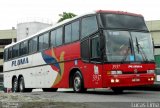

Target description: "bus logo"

left=11, top=57, right=29, bottom=67
left=128, top=65, right=142, bottom=69
left=134, top=69, right=138, bottom=74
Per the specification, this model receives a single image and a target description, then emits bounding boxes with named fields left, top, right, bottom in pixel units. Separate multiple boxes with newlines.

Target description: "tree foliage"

left=58, top=12, right=77, bottom=23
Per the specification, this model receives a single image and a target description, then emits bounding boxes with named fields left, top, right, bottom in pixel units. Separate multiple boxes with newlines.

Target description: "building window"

left=0, top=39, right=12, bottom=45
left=0, top=52, right=3, bottom=59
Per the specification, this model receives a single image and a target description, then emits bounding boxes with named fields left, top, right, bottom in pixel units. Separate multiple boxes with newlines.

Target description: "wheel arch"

left=69, top=68, right=84, bottom=88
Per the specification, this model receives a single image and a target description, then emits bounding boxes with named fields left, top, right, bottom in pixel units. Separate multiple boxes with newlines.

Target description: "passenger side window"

left=56, top=27, right=63, bottom=46
left=4, top=49, right=8, bottom=61
left=12, top=44, right=19, bottom=58
left=8, top=47, right=12, bottom=60
left=20, top=41, right=28, bottom=56
left=29, top=37, right=37, bottom=54
left=81, top=16, right=98, bottom=38
left=65, top=21, right=79, bottom=43
left=39, top=35, right=43, bottom=51
left=72, top=21, right=79, bottom=41
left=43, top=33, right=49, bottom=49
left=65, top=24, right=72, bottom=43
left=38, top=32, right=49, bottom=51
left=50, top=30, right=56, bottom=47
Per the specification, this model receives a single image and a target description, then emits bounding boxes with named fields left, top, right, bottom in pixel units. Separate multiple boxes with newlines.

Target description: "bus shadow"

left=125, top=85, right=160, bottom=91
left=58, top=89, right=141, bottom=95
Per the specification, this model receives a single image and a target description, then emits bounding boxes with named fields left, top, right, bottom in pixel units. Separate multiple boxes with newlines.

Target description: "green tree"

left=58, top=12, right=77, bottom=23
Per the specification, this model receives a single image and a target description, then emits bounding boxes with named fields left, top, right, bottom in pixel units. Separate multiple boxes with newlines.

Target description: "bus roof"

left=4, top=10, right=143, bottom=49
left=96, top=10, right=143, bottom=17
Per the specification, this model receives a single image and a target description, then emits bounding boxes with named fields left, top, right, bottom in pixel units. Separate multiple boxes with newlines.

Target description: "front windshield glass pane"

left=104, top=30, right=154, bottom=62
left=131, top=32, right=154, bottom=62
left=105, top=30, right=132, bottom=62
left=101, top=14, right=148, bottom=31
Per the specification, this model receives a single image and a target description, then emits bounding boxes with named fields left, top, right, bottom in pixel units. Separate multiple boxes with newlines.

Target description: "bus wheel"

left=19, top=77, right=32, bottom=92
left=42, top=88, right=58, bottom=92
left=12, top=77, right=19, bottom=92
left=73, top=71, right=86, bottom=93
left=111, top=87, right=124, bottom=94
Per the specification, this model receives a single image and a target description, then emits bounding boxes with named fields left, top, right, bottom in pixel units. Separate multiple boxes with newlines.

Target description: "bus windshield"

left=104, top=30, right=154, bottom=62
left=131, top=32, right=154, bottom=62
left=100, top=14, right=148, bottom=31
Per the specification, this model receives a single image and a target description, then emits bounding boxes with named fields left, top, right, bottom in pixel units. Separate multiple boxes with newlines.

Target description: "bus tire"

left=42, top=88, right=58, bottom=92
left=19, top=77, right=32, bottom=92
left=12, top=77, right=19, bottom=92
left=73, top=71, right=86, bottom=93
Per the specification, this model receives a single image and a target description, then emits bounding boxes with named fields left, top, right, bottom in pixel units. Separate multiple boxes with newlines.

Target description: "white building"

left=17, top=22, right=52, bottom=41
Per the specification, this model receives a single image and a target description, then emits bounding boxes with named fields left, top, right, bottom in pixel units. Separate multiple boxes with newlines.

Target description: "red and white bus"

left=3, top=10, right=155, bottom=93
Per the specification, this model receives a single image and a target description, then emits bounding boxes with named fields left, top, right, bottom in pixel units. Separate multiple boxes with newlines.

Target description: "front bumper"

left=105, top=74, right=155, bottom=87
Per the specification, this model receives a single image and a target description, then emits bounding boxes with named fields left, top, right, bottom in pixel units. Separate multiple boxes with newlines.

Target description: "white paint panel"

left=3, top=51, right=59, bottom=89
left=156, top=75, right=160, bottom=81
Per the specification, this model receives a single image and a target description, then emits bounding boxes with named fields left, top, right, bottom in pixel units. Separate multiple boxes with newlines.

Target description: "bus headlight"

left=151, top=77, right=154, bottom=81
left=115, top=79, right=120, bottom=83
left=147, top=70, right=155, bottom=74
left=111, top=79, right=115, bottom=83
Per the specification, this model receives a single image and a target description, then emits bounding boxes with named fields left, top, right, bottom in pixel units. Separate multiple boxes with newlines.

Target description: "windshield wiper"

left=136, top=37, right=148, bottom=61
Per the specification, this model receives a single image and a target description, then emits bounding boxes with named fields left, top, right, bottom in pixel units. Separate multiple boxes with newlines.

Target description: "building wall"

left=146, top=20, right=160, bottom=55
left=17, top=22, right=52, bottom=41
left=146, top=20, right=160, bottom=45
left=0, top=28, right=16, bottom=72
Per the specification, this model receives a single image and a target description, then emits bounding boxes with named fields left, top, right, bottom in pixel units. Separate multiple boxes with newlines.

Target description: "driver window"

left=90, top=35, right=100, bottom=61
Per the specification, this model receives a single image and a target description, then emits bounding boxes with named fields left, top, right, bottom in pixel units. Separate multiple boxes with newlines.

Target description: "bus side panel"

left=79, top=62, right=103, bottom=88
left=42, top=42, right=81, bottom=88
left=16, top=65, right=58, bottom=88
left=42, top=41, right=103, bottom=88
left=43, top=41, right=103, bottom=89
left=4, top=71, right=16, bottom=89
left=3, top=52, right=59, bottom=89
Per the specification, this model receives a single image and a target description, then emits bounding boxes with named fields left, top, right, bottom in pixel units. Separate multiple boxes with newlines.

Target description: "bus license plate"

left=132, top=78, right=140, bottom=82
left=135, top=78, right=140, bottom=82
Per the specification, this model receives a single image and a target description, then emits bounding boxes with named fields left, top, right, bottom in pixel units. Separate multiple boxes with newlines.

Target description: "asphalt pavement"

left=0, top=88, right=160, bottom=108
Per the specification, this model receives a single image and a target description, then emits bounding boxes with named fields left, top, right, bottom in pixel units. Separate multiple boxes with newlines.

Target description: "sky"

left=0, top=0, right=160, bottom=29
